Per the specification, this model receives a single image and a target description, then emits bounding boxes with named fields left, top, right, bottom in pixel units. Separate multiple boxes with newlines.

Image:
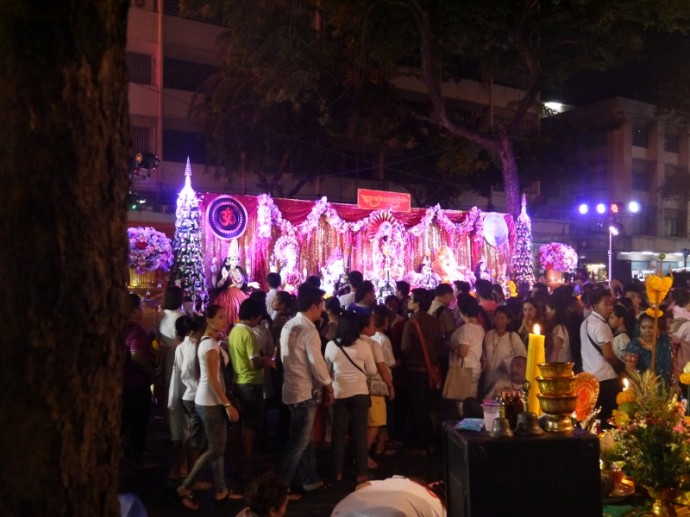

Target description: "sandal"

left=304, top=481, right=331, bottom=494
left=176, top=487, right=199, bottom=511
left=191, top=480, right=212, bottom=492
left=214, top=489, right=244, bottom=502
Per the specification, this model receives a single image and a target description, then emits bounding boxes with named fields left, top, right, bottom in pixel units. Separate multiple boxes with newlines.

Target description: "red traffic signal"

left=609, top=202, right=623, bottom=214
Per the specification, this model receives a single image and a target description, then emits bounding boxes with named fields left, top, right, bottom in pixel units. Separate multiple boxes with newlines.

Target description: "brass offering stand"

left=536, top=362, right=577, bottom=433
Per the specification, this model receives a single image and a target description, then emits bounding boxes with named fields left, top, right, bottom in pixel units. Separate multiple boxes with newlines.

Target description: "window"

left=632, top=121, right=649, bottom=148
left=629, top=207, right=656, bottom=236
left=665, top=129, right=680, bottom=153
left=126, top=52, right=152, bottom=85
left=163, top=58, right=217, bottom=92
left=665, top=164, right=684, bottom=180
left=664, top=208, right=687, bottom=237
left=163, top=0, right=223, bottom=25
left=131, top=125, right=153, bottom=153
left=632, top=159, right=654, bottom=191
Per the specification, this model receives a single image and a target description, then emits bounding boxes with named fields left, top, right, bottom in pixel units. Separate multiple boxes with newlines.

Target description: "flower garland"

left=256, top=194, right=276, bottom=239
left=610, top=370, right=690, bottom=491
left=538, top=242, right=578, bottom=272
left=325, top=204, right=369, bottom=233
left=408, top=206, right=437, bottom=236
left=128, top=226, right=173, bottom=273
left=257, top=194, right=489, bottom=243
left=645, top=273, right=672, bottom=318
left=472, top=211, right=485, bottom=248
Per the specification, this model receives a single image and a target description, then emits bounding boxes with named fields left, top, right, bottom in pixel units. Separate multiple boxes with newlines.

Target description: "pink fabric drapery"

left=199, top=194, right=514, bottom=290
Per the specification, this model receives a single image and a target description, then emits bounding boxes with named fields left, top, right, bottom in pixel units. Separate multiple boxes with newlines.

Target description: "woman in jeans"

left=325, top=311, right=377, bottom=483
left=176, top=305, right=240, bottom=510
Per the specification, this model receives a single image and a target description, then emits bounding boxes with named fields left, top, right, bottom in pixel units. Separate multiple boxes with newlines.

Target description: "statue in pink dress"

left=211, top=240, right=248, bottom=328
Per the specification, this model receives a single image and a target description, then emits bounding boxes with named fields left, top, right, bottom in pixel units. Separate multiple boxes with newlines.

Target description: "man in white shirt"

left=338, top=270, right=363, bottom=308
left=265, top=272, right=282, bottom=320
left=580, top=289, right=623, bottom=427
left=331, top=476, right=446, bottom=516
left=279, top=285, right=334, bottom=494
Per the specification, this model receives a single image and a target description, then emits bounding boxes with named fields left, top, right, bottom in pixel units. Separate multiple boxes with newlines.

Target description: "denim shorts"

left=236, top=383, right=265, bottom=430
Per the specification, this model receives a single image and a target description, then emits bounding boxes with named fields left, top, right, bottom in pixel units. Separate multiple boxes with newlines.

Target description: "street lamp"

left=608, top=223, right=622, bottom=285
left=682, top=248, right=690, bottom=269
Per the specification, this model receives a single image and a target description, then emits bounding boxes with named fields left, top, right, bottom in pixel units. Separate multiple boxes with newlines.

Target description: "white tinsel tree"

left=511, top=194, right=535, bottom=287
left=169, top=157, right=207, bottom=306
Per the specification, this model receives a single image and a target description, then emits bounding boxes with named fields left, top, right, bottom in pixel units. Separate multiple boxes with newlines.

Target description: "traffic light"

left=609, top=202, right=623, bottom=214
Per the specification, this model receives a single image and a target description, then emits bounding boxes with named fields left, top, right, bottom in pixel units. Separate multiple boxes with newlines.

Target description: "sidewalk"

left=118, top=407, right=446, bottom=516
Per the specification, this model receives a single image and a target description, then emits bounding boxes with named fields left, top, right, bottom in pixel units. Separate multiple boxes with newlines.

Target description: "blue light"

left=596, top=203, right=606, bottom=214
left=578, top=203, right=589, bottom=215
left=628, top=201, right=640, bottom=214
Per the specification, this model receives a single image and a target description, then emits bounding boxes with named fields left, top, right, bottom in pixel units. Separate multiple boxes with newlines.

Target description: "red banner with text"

left=357, top=188, right=411, bottom=213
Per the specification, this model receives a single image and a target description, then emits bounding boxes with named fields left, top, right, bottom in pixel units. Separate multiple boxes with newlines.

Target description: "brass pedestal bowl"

left=536, top=363, right=577, bottom=434
left=538, top=394, right=577, bottom=433
left=536, top=376, right=576, bottom=396
left=538, top=362, right=574, bottom=379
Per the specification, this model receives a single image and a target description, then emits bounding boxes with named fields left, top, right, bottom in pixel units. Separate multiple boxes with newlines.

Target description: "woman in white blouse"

left=325, top=311, right=377, bottom=483
left=176, top=305, right=240, bottom=510
left=481, top=306, right=527, bottom=397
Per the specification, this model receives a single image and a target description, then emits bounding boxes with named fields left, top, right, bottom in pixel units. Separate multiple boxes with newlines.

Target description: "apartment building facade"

left=545, top=97, right=690, bottom=279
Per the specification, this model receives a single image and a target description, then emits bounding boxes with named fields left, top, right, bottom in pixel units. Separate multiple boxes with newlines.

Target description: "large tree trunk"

left=0, top=2, right=130, bottom=515
left=498, top=134, right=521, bottom=217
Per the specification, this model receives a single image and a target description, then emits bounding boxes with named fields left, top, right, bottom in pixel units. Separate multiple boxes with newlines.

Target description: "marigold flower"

left=616, top=390, right=635, bottom=405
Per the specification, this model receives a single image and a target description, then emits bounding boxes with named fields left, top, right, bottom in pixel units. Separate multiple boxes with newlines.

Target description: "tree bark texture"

left=410, top=0, right=522, bottom=216
left=0, top=1, right=130, bottom=515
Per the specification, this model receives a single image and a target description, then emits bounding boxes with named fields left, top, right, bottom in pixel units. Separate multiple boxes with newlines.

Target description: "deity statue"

left=405, top=257, right=441, bottom=290
left=368, top=213, right=405, bottom=283
left=274, top=235, right=302, bottom=294
left=432, top=246, right=466, bottom=283
left=321, top=247, right=348, bottom=297
left=210, top=239, right=248, bottom=327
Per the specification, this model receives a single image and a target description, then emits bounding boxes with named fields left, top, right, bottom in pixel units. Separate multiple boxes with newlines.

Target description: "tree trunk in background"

left=498, top=134, right=521, bottom=217
left=0, top=2, right=130, bottom=515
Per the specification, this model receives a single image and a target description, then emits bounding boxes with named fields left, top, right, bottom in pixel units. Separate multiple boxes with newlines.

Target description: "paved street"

left=119, top=407, right=447, bottom=516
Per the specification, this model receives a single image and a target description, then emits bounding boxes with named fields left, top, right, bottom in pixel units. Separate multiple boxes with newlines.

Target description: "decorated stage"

left=199, top=193, right=516, bottom=293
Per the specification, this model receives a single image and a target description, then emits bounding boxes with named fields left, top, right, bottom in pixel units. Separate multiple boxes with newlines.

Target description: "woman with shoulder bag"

left=176, top=305, right=241, bottom=510
left=447, top=296, right=484, bottom=417
left=325, top=311, right=378, bottom=483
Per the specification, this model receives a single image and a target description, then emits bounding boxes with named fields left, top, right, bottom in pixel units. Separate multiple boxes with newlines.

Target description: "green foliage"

left=182, top=0, right=690, bottom=209
left=614, top=370, right=690, bottom=490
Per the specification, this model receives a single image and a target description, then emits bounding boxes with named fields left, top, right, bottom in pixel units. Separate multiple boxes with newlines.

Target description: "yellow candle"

left=526, top=324, right=546, bottom=416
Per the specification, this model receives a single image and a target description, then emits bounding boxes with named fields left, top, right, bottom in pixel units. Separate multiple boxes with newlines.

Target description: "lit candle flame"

left=623, top=378, right=629, bottom=390
left=533, top=324, right=541, bottom=335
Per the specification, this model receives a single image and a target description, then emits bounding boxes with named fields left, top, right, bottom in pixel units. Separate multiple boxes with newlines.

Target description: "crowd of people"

left=122, top=261, right=690, bottom=515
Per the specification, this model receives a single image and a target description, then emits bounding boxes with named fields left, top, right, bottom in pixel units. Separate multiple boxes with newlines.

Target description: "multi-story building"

left=543, top=97, right=690, bottom=280
left=125, top=0, right=539, bottom=211
left=126, top=1, right=583, bottom=283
